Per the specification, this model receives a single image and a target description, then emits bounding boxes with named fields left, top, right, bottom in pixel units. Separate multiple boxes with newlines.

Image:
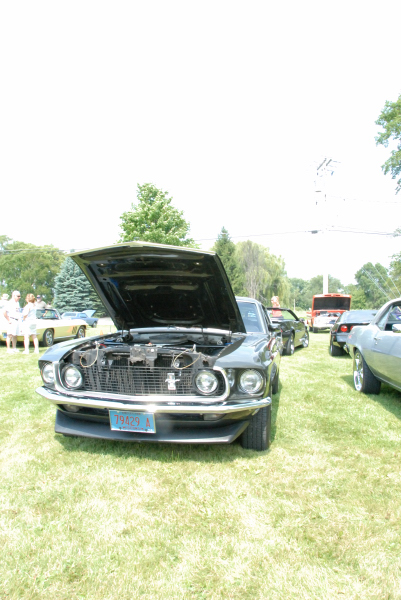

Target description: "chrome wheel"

left=76, top=326, right=86, bottom=339
left=353, top=351, right=363, bottom=391
left=302, top=332, right=309, bottom=348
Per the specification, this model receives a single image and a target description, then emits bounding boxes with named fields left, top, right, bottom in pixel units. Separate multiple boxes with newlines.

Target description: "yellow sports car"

left=1, top=308, right=87, bottom=347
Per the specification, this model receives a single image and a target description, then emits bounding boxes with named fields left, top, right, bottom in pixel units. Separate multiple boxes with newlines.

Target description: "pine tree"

left=211, top=227, right=243, bottom=294
left=53, top=258, right=105, bottom=314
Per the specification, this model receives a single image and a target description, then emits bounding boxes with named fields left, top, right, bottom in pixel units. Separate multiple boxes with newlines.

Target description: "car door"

left=370, top=303, right=401, bottom=388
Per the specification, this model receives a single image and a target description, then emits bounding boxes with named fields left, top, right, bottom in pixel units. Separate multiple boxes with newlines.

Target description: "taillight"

left=340, top=325, right=348, bottom=332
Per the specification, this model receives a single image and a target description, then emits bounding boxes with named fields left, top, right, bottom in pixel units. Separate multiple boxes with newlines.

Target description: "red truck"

left=307, top=293, right=351, bottom=333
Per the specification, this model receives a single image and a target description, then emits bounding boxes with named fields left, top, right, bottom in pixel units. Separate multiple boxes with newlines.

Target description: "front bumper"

left=54, top=409, right=251, bottom=443
left=36, top=385, right=271, bottom=415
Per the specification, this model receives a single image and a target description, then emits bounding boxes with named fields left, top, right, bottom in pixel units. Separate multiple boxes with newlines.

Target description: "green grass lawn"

left=1, top=333, right=401, bottom=599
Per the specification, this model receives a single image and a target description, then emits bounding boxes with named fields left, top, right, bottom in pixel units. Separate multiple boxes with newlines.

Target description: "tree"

left=291, top=275, right=344, bottom=310
left=354, top=262, right=394, bottom=308
left=119, top=183, right=197, bottom=247
left=375, top=94, right=401, bottom=194
left=235, top=241, right=290, bottom=305
left=288, top=277, right=310, bottom=310
left=0, top=236, right=63, bottom=302
left=211, top=227, right=242, bottom=294
left=53, top=258, right=105, bottom=314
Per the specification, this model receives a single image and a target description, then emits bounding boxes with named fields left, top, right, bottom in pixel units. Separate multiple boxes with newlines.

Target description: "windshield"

left=237, top=301, right=263, bottom=332
left=313, top=296, right=351, bottom=311
left=340, top=310, right=377, bottom=323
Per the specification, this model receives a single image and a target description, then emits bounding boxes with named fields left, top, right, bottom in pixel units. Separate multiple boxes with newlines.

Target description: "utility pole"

left=315, top=158, right=339, bottom=294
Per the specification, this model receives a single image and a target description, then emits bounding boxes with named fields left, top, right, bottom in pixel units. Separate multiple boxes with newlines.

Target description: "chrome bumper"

left=36, top=385, right=271, bottom=415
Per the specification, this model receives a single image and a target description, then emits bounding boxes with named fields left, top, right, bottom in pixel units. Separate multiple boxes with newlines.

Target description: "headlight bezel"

left=238, top=369, right=265, bottom=395
left=41, top=362, right=55, bottom=385
left=62, top=364, right=84, bottom=389
left=194, top=370, right=219, bottom=395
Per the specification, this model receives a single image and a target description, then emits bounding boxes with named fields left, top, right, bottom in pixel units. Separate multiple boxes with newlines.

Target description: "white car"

left=1, top=308, right=87, bottom=347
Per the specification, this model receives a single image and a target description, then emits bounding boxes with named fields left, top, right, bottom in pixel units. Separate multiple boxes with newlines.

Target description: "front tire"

left=75, top=326, right=86, bottom=339
left=42, top=329, right=54, bottom=347
left=302, top=331, right=309, bottom=348
left=240, top=404, right=271, bottom=451
left=353, top=350, right=381, bottom=394
left=330, top=340, right=343, bottom=356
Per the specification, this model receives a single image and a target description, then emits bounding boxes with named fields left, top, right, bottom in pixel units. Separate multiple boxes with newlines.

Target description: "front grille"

left=82, top=362, right=225, bottom=397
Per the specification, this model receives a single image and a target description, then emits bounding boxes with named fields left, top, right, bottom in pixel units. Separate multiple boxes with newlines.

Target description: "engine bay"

left=66, top=329, right=245, bottom=372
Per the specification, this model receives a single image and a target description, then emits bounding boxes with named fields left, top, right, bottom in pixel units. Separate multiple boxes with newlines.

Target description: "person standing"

left=0, top=293, right=9, bottom=310
left=22, top=293, right=39, bottom=354
left=3, top=290, right=21, bottom=353
left=271, top=296, right=282, bottom=317
left=35, top=295, right=47, bottom=309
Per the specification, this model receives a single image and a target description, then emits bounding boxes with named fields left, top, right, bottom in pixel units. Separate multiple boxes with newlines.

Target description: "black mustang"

left=36, top=242, right=281, bottom=451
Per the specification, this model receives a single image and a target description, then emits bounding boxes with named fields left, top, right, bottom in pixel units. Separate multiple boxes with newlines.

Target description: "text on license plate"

left=109, top=410, right=156, bottom=434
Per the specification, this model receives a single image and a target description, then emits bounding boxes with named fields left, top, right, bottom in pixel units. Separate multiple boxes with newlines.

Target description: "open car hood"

left=69, top=242, right=245, bottom=333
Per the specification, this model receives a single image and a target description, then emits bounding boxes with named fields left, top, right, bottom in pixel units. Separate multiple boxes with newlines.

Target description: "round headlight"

left=238, top=369, right=264, bottom=394
left=63, top=365, right=83, bottom=389
left=41, top=363, right=55, bottom=384
left=195, top=370, right=219, bottom=394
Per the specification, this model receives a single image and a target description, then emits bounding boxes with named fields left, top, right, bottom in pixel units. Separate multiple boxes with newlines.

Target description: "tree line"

left=1, top=177, right=400, bottom=313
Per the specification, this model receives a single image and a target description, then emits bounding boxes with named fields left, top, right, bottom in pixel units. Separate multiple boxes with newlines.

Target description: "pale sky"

left=1, top=1, right=401, bottom=286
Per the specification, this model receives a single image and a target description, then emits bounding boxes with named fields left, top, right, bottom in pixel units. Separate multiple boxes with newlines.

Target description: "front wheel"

left=75, top=326, right=86, bottom=339
left=240, top=405, right=271, bottom=451
left=302, top=331, right=309, bottom=348
left=42, top=329, right=54, bottom=347
left=353, top=350, right=381, bottom=394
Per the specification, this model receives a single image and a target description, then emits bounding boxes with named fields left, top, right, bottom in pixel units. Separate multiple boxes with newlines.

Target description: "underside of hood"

left=69, top=242, right=245, bottom=333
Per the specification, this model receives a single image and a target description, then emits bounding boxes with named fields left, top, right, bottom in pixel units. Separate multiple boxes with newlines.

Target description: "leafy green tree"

left=354, top=262, right=394, bottom=308
left=211, top=227, right=242, bottom=294
left=375, top=93, right=401, bottom=194
left=119, top=183, right=197, bottom=247
left=288, top=278, right=310, bottom=310
left=344, top=284, right=368, bottom=309
left=235, top=240, right=290, bottom=304
left=0, top=236, right=63, bottom=303
left=292, top=275, right=344, bottom=310
left=53, top=258, right=105, bottom=315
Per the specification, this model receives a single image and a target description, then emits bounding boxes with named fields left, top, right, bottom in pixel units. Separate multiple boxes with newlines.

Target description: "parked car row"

left=33, top=243, right=401, bottom=452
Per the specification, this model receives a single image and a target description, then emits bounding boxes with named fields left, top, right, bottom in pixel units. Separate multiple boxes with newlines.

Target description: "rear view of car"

left=330, top=310, right=377, bottom=356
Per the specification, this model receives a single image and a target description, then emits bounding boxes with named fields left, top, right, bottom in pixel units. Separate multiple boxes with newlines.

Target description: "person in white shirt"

left=3, top=290, right=21, bottom=353
left=22, top=293, right=39, bottom=354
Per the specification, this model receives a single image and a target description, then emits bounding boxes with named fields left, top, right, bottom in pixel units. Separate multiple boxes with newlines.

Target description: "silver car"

left=347, top=298, right=401, bottom=394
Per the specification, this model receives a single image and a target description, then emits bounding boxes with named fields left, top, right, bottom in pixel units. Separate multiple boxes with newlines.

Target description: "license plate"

left=109, top=410, right=156, bottom=434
